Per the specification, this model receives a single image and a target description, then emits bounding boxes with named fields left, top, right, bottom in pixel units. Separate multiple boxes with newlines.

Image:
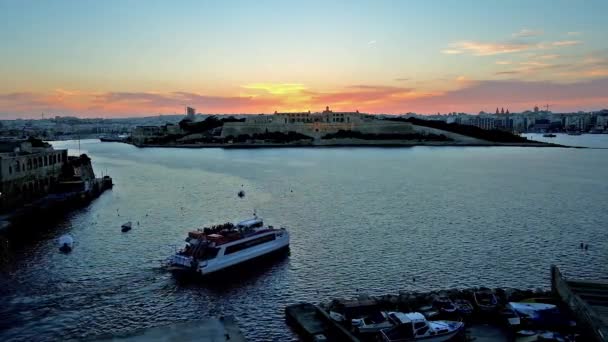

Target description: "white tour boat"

left=380, top=312, right=464, bottom=342
left=166, top=216, right=289, bottom=275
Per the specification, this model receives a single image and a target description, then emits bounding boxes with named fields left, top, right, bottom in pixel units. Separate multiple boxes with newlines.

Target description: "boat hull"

left=200, top=234, right=290, bottom=275
left=382, top=329, right=462, bottom=342
left=169, top=244, right=290, bottom=277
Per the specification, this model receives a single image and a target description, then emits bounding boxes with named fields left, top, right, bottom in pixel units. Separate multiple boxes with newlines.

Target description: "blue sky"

left=1, top=0, right=607, bottom=117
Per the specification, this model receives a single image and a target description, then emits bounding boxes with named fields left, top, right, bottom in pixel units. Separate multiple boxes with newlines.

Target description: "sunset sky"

left=1, top=0, right=608, bottom=118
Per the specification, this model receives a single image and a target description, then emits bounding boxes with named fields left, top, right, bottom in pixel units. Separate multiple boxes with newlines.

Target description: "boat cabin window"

left=414, top=322, right=426, bottom=329
left=224, top=234, right=276, bottom=255
left=415, top=325, right=429, bottom=336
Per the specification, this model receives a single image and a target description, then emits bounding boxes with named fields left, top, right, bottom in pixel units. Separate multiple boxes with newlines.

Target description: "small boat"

left=508, top=302, right=575, bottom=329
left=166, top=216, right=289, bottom=276
left=380, top=312, right=464, bottom=342
left=453, top=299, right=474, bottom=316
left=351, top=311, right=393, bottom=334
left=58, top=234, right=74, bottom=252
left=237, top=190, right=245, bottom=198
left=474, top=289, right=499, bottom=312
left=542, top=133, right=556, bottom=137
left=121, top=221, right=132, bottom=232
left=432, top=294, right=457, bottom=314
left=567, top=131, right=582, bottom=136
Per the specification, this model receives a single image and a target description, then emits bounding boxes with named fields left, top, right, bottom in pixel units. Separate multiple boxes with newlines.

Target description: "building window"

left=44, top=156, right=48, bottom=166
left=9, top=166, right=12, bottom=174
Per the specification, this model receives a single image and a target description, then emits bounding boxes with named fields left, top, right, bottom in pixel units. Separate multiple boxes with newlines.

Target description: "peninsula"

left=128, top=107, right=558, bottom=148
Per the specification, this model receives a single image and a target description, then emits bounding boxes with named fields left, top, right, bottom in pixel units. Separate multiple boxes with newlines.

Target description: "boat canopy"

left=508, top=302, right=557, bottom=316
left=388, top=312, right=426, bottom=324
left=237, top=218, right=263, bottom=229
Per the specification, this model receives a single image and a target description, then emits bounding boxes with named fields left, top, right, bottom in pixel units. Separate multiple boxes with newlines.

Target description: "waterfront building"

left=0, top=140, right=68, bottom=210
left=221, top=106, right=414, bottom=139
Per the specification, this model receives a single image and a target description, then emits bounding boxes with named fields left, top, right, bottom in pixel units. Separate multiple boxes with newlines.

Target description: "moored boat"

left=380, top=312, right=464, bottom=342
left=432, top=294, right=457, bottom=314
left=542, top=133, right=556, bottom=137
left=508, top=302, right=575, bottom=329
left=453, top=299, right=474, bottom=316
left=166, top=216, right=289, bottom=276
left=474, top=289, right=499, bottom=312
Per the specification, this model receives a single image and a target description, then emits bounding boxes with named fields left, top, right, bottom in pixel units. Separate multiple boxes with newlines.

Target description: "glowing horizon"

left=2, top=1, right=608, bottom=119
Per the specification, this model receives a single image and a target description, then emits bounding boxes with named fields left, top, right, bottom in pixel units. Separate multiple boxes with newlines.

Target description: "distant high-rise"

left=186, top=107, right=196, bottom=121
left=496, top=107, right=500, bottom=115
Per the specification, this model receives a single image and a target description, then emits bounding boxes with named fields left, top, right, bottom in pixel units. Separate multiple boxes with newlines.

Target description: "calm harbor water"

left=1, top=137, right=608, bottom=341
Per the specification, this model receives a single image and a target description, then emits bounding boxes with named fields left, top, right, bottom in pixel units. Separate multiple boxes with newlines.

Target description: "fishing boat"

left=453, top=299, right=474, bottom=316
left=473, top=289, right=499, bottom=312
left=542, top=133, right=556, bottom=137
left=380, top=312, right=464, bottom=342
left=432, top=294, right=457, bottom=314
left=166, top=216, right=289, bottom=276
left=121, top=221, right=132, bottom=232
left=58, top=234, right=74, bottom=252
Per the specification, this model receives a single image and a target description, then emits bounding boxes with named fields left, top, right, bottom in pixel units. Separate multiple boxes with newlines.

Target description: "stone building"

left=0, top=140, right=68, bottom=210
left=221, top=107, right=413, bottom=139
left=131, top=123, right=184, bottom=145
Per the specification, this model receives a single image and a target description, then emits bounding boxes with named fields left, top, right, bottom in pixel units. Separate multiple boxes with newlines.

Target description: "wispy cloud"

left=512, top=28, right=543, bottom=38
left=394, top=78, right=410, bottom=82
left=552, top=40, right=581, bottom=47
left=440, top=49, right=463, bottom=55
left=537, top=54, right=560, bottom=60
left=567, top=31, right=582, bottom=36
left=496, top=60, right=512, bottom=65
left=367, top=40, right=376, bottom=45
left=444, top=41, right=533, bottom=56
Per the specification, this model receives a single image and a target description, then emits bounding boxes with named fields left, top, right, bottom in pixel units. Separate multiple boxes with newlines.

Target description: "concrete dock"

left=94, top=316, right=245, bottom=341
left=552, top=265, right=608, bottom=341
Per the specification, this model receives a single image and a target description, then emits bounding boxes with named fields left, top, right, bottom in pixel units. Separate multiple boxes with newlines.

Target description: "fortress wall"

left=221, top=121, right=415, bottom=139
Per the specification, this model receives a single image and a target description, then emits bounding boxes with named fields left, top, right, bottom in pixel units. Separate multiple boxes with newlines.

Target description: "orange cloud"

left=3, top=78, right=608, bottom=118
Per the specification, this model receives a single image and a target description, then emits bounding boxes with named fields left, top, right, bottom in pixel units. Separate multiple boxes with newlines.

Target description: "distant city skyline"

left=1, top=0, right=608, bottom=118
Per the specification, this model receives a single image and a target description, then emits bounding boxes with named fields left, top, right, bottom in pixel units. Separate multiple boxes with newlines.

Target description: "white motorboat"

left=380, top=312, right=464, bottom=342
left=166, top=216, right=289, bottom=276
left=58, top=234, right=74, bottom=252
